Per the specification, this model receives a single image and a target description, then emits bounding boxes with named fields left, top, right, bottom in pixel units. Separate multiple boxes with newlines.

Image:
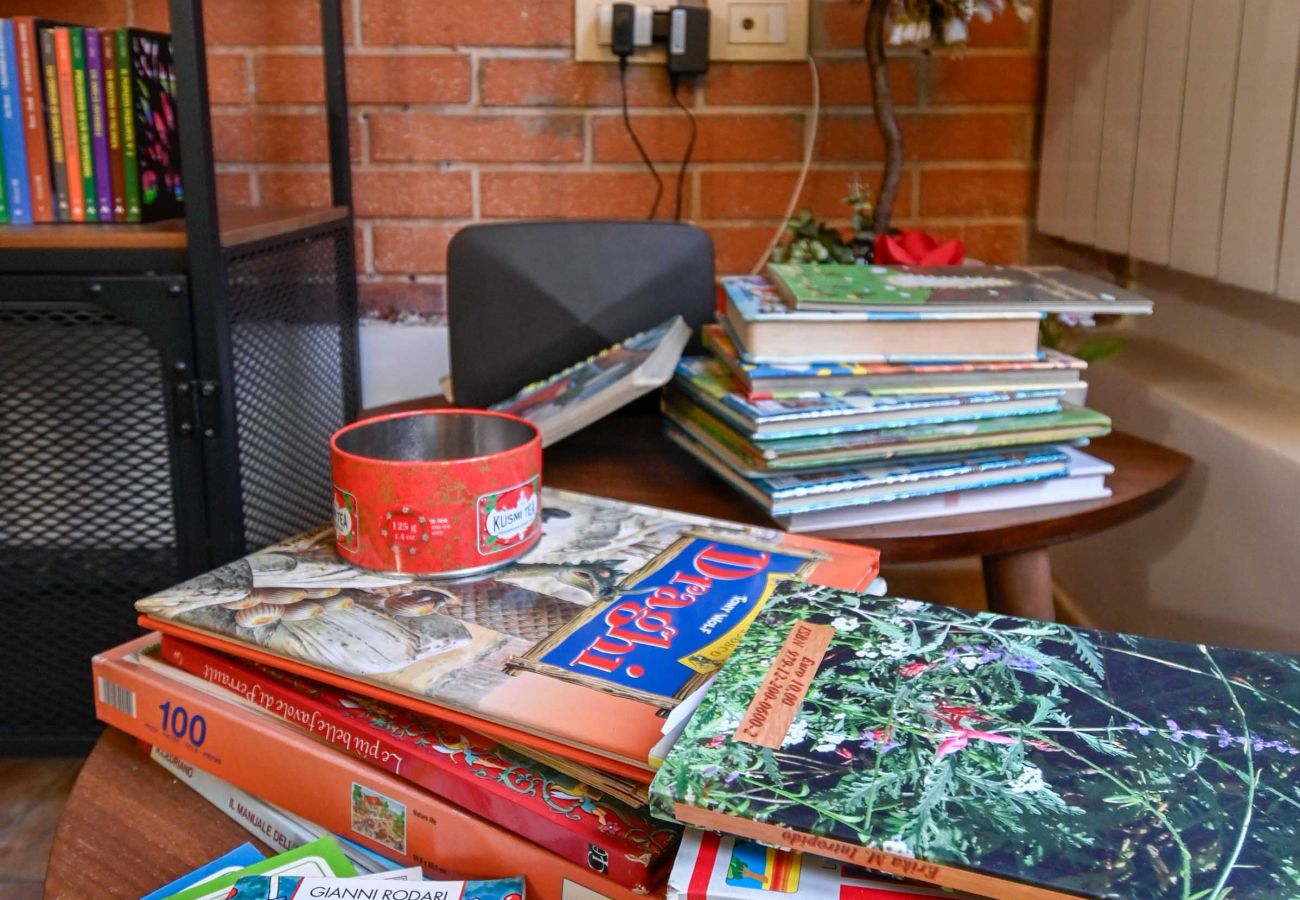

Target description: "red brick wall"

left=7, top=0, right=1043, bottom=317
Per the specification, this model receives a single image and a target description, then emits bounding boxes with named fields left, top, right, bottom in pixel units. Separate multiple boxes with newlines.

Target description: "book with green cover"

left=115, top=28, right=140, bottom=221
left=68, top=26, right=95, bottom=222
left=651, top=579, right=1300, bottom=899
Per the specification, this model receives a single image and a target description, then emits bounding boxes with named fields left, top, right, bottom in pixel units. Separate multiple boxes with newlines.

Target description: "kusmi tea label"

left=333, top=487, right=359, bottom=553
left=734, top=620, right=834, bottom=749
left=477, top=477, right=541, bottom=555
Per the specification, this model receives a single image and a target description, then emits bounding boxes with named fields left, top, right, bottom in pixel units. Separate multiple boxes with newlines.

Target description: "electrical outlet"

left=575, top=0, right=808, bottom=63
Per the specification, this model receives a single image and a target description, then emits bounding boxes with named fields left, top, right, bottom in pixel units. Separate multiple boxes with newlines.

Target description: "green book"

left=68, top=26, right=95, bottom=222
left=115, top=29, right=139, bottom=222
left=162, top=835, right=356, bottom=900
left=652, top=579, right=1300, bottom=899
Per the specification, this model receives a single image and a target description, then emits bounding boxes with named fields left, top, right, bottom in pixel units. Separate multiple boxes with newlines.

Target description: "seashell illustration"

left=235, top=603, right=284, bottom=628
left=322, top=593, right=355, bottom=611
left=220, top=594, right=263, bottom=610
left=281, top=600, right=324, bottom=621
left=247, top=552, right=297, bottom=575
left=383, top=589, right=453, bottom=618
left=301, top=587, right=341, bottom=600
left=249, top=588, right=307, bottom=606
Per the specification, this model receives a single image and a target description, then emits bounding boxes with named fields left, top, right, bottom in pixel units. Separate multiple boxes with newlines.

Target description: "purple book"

left=84, top=27, right=112, bottom=222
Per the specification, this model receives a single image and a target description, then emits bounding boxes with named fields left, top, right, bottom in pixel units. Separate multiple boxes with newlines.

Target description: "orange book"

left=136, top=489, right=881, bottom=782
left=12, top=18, right=52, bottom=222
left=93, top=636, right=655, bottom=900
left=52, top=27, right=82, bottom=221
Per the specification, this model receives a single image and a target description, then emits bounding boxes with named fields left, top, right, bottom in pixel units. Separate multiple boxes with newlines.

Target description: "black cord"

left=619, top=56, right=662, bottom=220
left=669, top=73, right=696, bottom=222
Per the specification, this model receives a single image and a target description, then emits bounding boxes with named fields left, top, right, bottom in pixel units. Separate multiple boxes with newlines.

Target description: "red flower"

left=899, top=661, right=932, bottom=678
left=835, top=747, right=855, bottom=761
left=935, top=728, right=1015, bottom=760
left=874, top=228, right=966, bottom=265
left=704, top=736, right=726, bottom=748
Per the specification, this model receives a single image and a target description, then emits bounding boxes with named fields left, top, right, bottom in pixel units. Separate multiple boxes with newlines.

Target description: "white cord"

left=750, top=55, right=821, bottom=275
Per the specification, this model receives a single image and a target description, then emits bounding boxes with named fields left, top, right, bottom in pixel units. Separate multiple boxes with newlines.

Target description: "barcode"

left=97, top=675, right=137, bottom=717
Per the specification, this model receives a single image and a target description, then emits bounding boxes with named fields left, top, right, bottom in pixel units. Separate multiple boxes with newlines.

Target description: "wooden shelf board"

left=0, top=205, right=348, bottom=252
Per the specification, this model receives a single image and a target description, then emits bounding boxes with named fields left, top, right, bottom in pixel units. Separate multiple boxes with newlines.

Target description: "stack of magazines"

left=663, top=264, right=1153, bottom=531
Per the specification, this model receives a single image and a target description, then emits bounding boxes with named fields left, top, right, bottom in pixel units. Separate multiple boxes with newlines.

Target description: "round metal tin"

left=330, top=409, right=543, bottom=575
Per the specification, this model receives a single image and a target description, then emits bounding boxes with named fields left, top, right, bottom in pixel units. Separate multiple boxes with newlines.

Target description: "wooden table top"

left=44, top=729, right=269, bottom=899
left=542, top=410, right=1192, bottom=562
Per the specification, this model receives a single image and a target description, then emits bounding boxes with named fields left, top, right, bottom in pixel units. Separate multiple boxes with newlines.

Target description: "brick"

left=0, top=0, right=126, bottom=27
left=815, top=1, right=1036, bottom=50
left=360, top=0, right=571, bottom=47
left=257, top=170, right=333, bottom=207
left=216, top=170, right=253, bottom=206
left=207, top=53, right=250, bottom=105
left=816, top=112, right=1029, bottom=162
left=706, top=225, right=778, bottom=275
left=481, top=171, right=686, bottom=219
left=354, top=169, right=474, bottom=217
left=593, top=114, right=804, bottom=163
left=480, top=59, right=681, bottom=108
left=355, top=226, right=369, bottom=275
left=698, top=169, right=909, bottom=221
left=135, top=0, right=336, bottom=45
left=929, top=54, right=1041, bottom=105
left=213, top=113, right=329, bottom=163
left=371, top=114, right=584, bottom=163
left=917, top=167, right=1034, bottom=217
left=950, top=222, right=1026, bottom=263
left=255, top=53, right=472, bottom=105
left=359, top=281, right=447, bottom=321
left=705, top=59, right=915, bottom=107
left=373, top=224, right=459, bottom=274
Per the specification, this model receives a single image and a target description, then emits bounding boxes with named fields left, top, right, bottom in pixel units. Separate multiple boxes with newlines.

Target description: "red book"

left=93, top=637, right=652, bottom=900
left=158, top=633, right=678, bottom=892
left=12, top=18, right=52, bottom=222
left=52, top=27, right=82, bottom=221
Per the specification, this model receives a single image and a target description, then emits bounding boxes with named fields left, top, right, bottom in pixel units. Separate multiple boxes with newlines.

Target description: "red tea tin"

left=330, top=409, right=543, bottom=576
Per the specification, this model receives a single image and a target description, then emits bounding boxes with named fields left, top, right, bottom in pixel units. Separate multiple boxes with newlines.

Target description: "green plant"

left=1039, top=314, right=1126, bottom=363
left=771, top=181, right=876, bottom=264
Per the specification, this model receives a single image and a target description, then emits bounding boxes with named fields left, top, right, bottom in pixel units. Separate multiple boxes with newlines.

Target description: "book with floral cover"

left=651, top=579, right=1300, bottom=899
left=135, top=489, right=879, bottom=779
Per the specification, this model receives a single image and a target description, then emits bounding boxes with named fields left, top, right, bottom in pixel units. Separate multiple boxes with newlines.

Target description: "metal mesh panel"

left=0, top=304, right=178, bottom=749
left=226, top=226, right=358, bottom=551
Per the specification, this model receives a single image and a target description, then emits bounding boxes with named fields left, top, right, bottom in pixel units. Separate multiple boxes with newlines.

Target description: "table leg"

left=982, top=547, right=1056, bottom=621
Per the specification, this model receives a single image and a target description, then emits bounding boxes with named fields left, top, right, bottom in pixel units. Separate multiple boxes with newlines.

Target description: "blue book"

left=0, top=19, right=32, bottom=224
left=139, top=842, right=265, bottom=900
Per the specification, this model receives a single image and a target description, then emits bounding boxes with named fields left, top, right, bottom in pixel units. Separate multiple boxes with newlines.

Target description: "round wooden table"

left=542, top=411, right=1191, bottom=622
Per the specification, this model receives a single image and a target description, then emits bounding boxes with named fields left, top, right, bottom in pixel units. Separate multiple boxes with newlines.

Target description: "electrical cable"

left=669, top=73, right=697, bottom=222
left=619, top=56, right=663, bottom=220
left=750, top=55, right=821, bottom=274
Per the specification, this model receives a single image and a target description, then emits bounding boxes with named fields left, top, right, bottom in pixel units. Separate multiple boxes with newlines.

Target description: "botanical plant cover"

left=652, top=579, right=1300, bottom=899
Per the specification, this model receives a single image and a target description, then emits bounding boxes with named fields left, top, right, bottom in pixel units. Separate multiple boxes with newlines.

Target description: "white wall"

left=358, top=321, right=450, bottom=410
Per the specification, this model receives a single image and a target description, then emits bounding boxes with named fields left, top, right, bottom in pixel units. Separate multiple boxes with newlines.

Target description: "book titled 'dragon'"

left=652, top=579, right=1300, bottom=899
left=136, top=489, right=880, bottom=778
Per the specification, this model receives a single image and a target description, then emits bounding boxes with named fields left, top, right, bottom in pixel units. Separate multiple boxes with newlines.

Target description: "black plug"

left=611, top=2, right=637, bottom=58
left=666, top=5, right=709, bottom=75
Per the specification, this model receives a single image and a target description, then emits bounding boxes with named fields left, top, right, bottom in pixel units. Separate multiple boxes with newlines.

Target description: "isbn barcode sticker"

left=97, top=675, right=137, bottom=717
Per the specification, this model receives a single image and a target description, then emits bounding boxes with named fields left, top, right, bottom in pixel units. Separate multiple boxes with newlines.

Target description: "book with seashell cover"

left=135, top=488, right=879, bottom=779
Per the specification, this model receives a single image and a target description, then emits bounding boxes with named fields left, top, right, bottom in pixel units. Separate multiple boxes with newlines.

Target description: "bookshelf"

left=0, top=0, right=359, bottom=752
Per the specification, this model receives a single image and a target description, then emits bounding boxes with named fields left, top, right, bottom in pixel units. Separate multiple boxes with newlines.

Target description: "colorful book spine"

left=53, top=28, right=83, bottom=220
left=83, top=27, right=111, bottom=221
left=158, top=634, right=678, bottom=892
left=0, top=19, right=32, bottom=224
left=13, top=18, right=52, bottom=221
left=38, top=26, right=68, bottom=220
left=100, top=29, right=123, bottom=221
left=68, top=26, right=95, bottom=221
left=92, top=637, right=649, bottom=900
left=115, top=29, right=139, bottom=222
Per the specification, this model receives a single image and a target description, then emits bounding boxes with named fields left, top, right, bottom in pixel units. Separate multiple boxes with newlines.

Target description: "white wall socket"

left=575, top=0, right=809, bottom=63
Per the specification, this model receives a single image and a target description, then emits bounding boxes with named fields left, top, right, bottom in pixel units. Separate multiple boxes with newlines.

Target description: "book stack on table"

left=664, top=264, right=1154, bottom=532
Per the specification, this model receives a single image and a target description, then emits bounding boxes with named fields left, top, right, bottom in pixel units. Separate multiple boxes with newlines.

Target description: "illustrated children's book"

left=135, top=488, right=880, bottom=776
left=490, top=315, right=690, bottom=447
left=652, top=580, right=1300, bottom=899
left=766, top=263, right=1154, bottom=316
left=721, top=277, right=1042, bottom=363
left=124, top=28, right=183, bottom=222
left=151, top=636, right=679, bottom=891
left=161, top=836, right=357, bottom=900
left=226, top=875, right=520, bottom=900
left=702, top=324, right=1087, bottom=399
left=673, top=357, right=1063, bottom=440
left=140, top=843, right=265, bottom=900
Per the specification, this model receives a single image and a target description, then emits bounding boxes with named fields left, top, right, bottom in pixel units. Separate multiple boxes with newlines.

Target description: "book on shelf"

left=772, top=446, right=1113, bottom=532
left=489, top=315, right=690, bottom=448
left=12, top=18, right=53, bottom=221
left=124, top=27, right=183, bottom=222
left=721, top=277, right=1043, bottom=364
left=673, top=357, right=1064, bottom=441
left=145, top=635, right=680, bottom=892
left=93, top=637, right=650, bottom=900
left=701, top=324, right=1087, bottom=401
left=665, top=422, right=1072, bottom=519
left=83, top=25, right=111, bottom=221
left=67, top=25, right=95, bottom=221
left=663, top=388, right=1110, bottom=475
left=34, top=22, right=69, bottom=220
left=765, top=262, right=1154, bottom=316
left=0, top=19, right=31, bottom=224
left=99, top=28, right=125, bottom=221
left=51, top=26, right=83, bottom=220
left=114, top=28, right=139, bottom=220
left=652, top=578, right=1300, bottom=899
left=134, top=488, right=880, bottom=778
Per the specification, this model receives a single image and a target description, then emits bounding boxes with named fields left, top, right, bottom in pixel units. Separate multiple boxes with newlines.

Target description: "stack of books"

left=0, top=16, right=183, bottom=225
left=663, top=264, right=1153, bottom=531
